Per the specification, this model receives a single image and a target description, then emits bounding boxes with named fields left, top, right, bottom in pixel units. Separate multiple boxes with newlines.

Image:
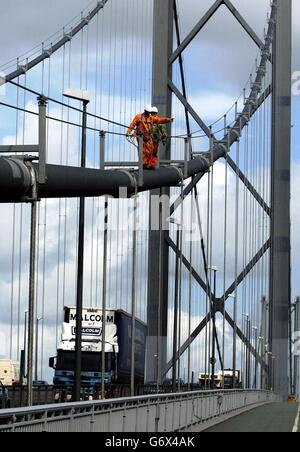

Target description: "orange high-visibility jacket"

left=127, top=113, right=172, bottom=141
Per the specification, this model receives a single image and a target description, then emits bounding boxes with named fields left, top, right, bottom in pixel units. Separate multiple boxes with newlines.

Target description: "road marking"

left=292, top=405, right=300, bottom=433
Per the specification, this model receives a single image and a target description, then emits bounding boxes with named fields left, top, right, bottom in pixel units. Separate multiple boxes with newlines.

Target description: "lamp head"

left=63, top=89, right=90, bottom=103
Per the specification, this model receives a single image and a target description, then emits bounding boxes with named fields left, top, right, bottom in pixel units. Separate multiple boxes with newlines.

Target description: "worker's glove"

left=130, top=130, right=135, bottom=137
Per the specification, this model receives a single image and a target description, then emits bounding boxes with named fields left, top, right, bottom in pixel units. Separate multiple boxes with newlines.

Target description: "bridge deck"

left=202, top=403, right=300, bottom=433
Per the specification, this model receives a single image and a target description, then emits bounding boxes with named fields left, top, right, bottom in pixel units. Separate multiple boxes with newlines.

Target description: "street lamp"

left=20, top=310, right=28, bottom=386
left=154, top=355, right=158, bottom=386
left=35, top=317, right=43, bottom=382
left=208, top=266, right=218, bottom=388
left=64, top=89, right=90, bottom=402
left=252, top=326, right=258, bottom=389
left=243, top=314, right=251, bottom=388
left=168, top=217, right=182, bottom=393
left=228, top=292, right=238, bottom=387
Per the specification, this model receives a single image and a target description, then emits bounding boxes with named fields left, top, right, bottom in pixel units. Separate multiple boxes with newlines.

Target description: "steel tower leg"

left=146, top=0, right=173, bottom=384
left=270, top=0, right=292, bottom=399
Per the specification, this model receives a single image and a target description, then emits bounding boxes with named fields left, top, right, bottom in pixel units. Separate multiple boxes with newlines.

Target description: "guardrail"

left=0, top=384, right=204, bottom=409
left=0, top=390, right=276, bottom=433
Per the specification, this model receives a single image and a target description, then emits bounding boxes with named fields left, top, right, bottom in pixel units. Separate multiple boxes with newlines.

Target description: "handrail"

left=0, top=390, right=278, bottom=433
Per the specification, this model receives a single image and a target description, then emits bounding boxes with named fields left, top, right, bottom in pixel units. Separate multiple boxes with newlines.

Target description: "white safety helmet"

left=151, top=106, right=158, bottom=114
left=144, top=104, right=153, bottom=113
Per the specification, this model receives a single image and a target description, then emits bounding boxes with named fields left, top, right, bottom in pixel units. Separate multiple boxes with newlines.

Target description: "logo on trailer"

left=72, top=327, right=102, bottom=337
left=67, top=308, right=115, bottom=325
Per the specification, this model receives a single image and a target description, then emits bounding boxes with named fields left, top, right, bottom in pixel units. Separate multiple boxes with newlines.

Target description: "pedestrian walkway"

left=204, top=403, right=299, bottom=433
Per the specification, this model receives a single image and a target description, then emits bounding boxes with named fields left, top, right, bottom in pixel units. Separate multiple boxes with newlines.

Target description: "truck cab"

left=49, top=307, right=146, bottom=390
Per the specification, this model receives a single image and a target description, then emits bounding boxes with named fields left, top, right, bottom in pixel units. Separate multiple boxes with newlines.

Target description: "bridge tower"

left=270, top=0, right=292, bottom=399
left=146, top=0, right=173, bottom=384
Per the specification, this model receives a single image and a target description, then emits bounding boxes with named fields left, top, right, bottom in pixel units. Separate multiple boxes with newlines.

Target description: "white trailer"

left=0, top=360, right=20, bottom=386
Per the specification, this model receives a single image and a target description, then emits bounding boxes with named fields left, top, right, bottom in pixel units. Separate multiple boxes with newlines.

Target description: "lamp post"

left=19, top=311, right=28, bottom=387
left=267, top=352, right=273, bottom=390
left=154, top=355, right=158, bottom=386
left=169, top=218, right=181, bottom=393
left=228, top=293, right=237, bottom=387
left=64, top=89, right=90, bottom=402
left=265, top=344, right=270, bottom=389
left=258, top=336, right=264, bottom=389
left=243, top=314, right=251, bottom=388
left=208, top=266, right=218, bottom=389
left=35, top=317, right=43, bottom=382
left=23, top=310, right=28, bottom=374
left=252, top=326, right=258, bottom=389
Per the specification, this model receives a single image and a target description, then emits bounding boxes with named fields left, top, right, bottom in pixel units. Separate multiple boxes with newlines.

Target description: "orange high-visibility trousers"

left=143, top=138, right=158, bottom=169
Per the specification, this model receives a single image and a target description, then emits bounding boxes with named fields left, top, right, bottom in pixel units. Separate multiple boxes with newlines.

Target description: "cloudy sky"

left=0, top=0, right=299, bottom=383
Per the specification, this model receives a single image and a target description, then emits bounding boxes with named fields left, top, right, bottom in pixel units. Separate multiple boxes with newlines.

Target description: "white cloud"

left=187, top=91, right=238, bottom=124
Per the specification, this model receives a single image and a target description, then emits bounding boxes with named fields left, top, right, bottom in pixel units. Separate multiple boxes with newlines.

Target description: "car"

left=0, top=382, right=10, bottom=409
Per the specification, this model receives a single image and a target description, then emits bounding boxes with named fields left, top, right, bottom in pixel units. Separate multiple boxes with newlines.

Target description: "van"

left=0, top=360, right=20, bottom=386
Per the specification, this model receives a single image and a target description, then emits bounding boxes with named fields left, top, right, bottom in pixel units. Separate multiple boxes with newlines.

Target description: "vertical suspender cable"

left=63, top=37, right=72, bottom=308
left=41, top=55, right=51, bottom=374
left=209, top=130, right=214, bottom=386
left=233, top=129, right=240, bottom=387
left=131, top=196, right=138, bottom=396
left=177, top=183, right=184, bottom=390
left=90, top=15, right=99, bottom=307
left=101, top=197, right=109, bottom=399
left=92, top=10, right=100, bottom=307
left=27, top=195, right=38, bottom=407
left=10, top=76, right=20, bottom=359
left=222, top=119, right=229, bottom=387
left=39, top=56, right=45, bottom=379
left=157, top=189, right=163, bottom=391
left=17, top=70, right=27, bottom=360
left=172, top=225, right=180, bottom=393
left=204, top=170, right=211, bottom=388
left=55, top=44, right=66, bottom=347
left=187, top=194, right=193, bottom=390
left=10, top=206, right=16, bottom=360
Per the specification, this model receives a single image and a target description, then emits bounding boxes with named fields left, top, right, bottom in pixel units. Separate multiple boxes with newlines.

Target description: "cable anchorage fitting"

left=17, top=64, right=28, bottom=75
left=117, top=169, right=138, bottom=198
left=171, top=165, right=185, bottom=187
left=16, top=156, right=39, bottom=203
left=230, top=127, right=241, bottom=138
left=44, top=46, right=53, bottom=58
left=218, top=142, right=229, bottom=153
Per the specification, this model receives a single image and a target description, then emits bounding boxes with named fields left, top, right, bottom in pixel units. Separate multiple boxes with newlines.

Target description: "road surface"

left=204, top=403, right=300, bottom=433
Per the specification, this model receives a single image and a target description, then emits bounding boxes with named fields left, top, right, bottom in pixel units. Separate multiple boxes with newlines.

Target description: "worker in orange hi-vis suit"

left=127, top=105, right=174, bottom=170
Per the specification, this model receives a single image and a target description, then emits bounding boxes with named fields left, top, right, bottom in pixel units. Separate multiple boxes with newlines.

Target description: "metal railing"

left=0, top=384, right=206, bottom=410
left=0, top=390, right=276, bottom=433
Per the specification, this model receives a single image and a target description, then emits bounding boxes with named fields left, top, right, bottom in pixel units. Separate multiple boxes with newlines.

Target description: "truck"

left=0, top=360, right=20, bottom=386
left=49, top=307, right=147, bottom=389
left=199, top=369, right=242, bottom=389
